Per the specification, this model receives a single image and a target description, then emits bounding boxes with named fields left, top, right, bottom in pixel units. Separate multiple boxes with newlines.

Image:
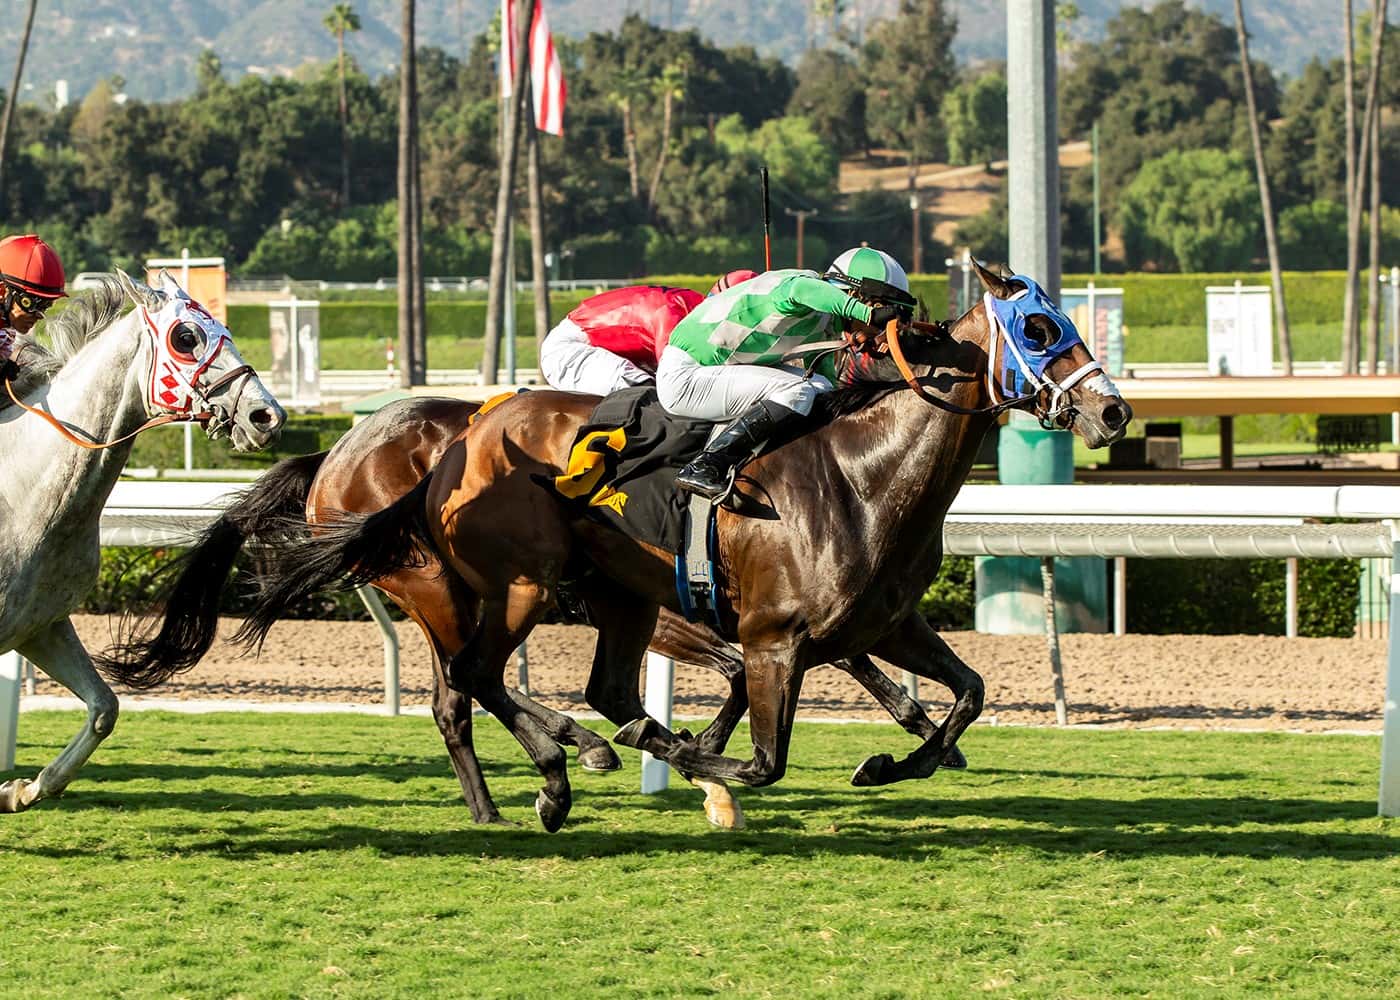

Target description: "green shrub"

left=919, top=556, right=976, bottom=629
left=1125, top=558, right=1360, bottom=637
left=81, top=546, right=393, bottom=621
left=127, top=413, right=353, bottom=469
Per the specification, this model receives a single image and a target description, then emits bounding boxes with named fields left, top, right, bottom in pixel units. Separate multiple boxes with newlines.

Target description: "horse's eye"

left=171, top=323, right=201, bottom=356
left=1024, top=316, right=1062, bottom=352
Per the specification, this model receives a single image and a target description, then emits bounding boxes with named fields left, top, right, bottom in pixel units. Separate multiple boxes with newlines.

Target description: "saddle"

left=549, top=388, right=737, bottom=623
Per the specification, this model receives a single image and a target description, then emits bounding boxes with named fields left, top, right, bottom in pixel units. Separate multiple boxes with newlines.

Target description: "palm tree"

left=1343, top=0, right=1360, bottom=374
left=324, top=2, right=362, bottom=208
left=608, top=67, right=646, bottom=200
left=0, top=0, right=39, bottom=218
left=647, top=59, right=689, bottom=212
left=1232, top=0, right=1292, bottom=375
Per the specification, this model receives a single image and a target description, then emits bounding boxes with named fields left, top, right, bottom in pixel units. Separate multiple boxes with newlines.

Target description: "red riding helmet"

left=707, top=269, right=759, bottom=297
left=0, top=234, right=67, bottom=299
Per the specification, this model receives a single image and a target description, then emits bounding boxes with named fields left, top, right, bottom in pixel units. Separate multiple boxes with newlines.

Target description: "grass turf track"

left=2, top=711, right=1397, bottom=998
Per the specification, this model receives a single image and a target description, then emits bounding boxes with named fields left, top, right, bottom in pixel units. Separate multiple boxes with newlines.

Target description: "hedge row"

left=920, top=555, right=1361, bottom=637
left=222, top=270, right=1370, bottom=347
left=86, top=548, right=1362, bottom=638
left=126, top=414, right=353, bottom=470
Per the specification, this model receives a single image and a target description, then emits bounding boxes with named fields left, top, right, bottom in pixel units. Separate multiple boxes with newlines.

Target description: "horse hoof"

left=942, top=744, right=968, bottom=770
left=851, top=753, right=896, bottom=787
left=690, top=777, right=745, bottom=831
left=0, top=779, right=35, bottom=814
left=476, top=812, right=518, bottom=827
left=534, top=789, right=571, bottom=833
left=612, top=717, right=656, bottom=750
left=578, top=744, right=623, bottom=773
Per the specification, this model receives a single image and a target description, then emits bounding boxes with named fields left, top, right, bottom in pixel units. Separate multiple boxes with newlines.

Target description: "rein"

left=2, top=363, right=254, bottom=451
left=882, top=318, right=1038, bottom=418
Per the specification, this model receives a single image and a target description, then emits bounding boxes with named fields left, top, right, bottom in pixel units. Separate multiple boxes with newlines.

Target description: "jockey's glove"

left=0, top=359, right=18, bottom=384
left=868, top=304, right=901, bottom=328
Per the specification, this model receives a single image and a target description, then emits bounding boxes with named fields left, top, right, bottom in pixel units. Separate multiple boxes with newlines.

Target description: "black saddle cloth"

left=551, top=386, right=713, bottom=552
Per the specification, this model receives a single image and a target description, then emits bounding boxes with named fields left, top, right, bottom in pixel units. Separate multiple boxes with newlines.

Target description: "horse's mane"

left=22, top=277, right=131, bottom=381
left=812, top=378, right=903, bottom=421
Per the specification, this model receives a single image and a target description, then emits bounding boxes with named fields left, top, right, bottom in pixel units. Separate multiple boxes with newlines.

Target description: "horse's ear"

left=971, top=258, right=1018, bottom=300
left=157, top=268, right=190, bottom=300
left=114, top=268, right=156, bottom=308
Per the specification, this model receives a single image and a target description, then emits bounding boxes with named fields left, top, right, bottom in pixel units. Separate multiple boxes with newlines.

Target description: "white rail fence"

left=3, top=482, right=1398, bottom=816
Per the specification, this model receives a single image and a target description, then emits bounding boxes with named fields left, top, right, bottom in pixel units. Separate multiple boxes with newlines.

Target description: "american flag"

left=500, top=0, right=567, bottom=137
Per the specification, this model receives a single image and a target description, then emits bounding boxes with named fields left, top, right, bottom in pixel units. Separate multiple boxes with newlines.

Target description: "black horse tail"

left=96, top=451, right=330, bottom=690
left=233, top=475, right=437, bottom=653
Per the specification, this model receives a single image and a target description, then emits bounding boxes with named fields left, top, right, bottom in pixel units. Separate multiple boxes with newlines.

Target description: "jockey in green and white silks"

left=658, top=246, right=910, bottom=499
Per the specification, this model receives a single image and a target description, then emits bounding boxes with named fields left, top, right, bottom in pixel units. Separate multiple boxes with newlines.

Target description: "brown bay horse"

left=100, top=397, right=958, bottom=829
left=230, top=263, right=1131, bottom=829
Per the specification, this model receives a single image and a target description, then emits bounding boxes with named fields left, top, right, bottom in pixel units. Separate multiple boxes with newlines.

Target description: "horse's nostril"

left=250, top=407, right=276, bottom=429
left=1101, top=403, right=1125, bottom=430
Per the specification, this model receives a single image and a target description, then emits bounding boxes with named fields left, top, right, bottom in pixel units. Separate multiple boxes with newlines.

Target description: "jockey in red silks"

left=0, top=234, right=67, bottom=386
left=538, top=269, right=759, bottom=396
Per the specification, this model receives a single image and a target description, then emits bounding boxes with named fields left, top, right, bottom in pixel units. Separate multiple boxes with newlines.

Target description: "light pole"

left=909, top=192, right=923, bottom=274
left=785, top=207, right=818, bottom=269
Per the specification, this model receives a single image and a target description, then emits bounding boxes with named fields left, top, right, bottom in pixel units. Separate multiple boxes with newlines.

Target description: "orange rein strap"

left=4, top=376, right=208, bottom=451
left=883, top=317, right=932, bottom=400
left=881, top=317, right=1037, bottom=418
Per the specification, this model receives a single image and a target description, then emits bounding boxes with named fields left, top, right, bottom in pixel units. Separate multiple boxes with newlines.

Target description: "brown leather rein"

left=3, top=364, right=255, bottom=451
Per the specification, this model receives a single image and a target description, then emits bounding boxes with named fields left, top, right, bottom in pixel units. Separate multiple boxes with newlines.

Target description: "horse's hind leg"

left=851, top=616, right=984, bottom=787
left=832, top=655, right=967, bottom=770
left=448, top=590, right=573, bottom=832
left=1, top=619, right=118, bottom=812
left=426, top=647, right=505, bottom=824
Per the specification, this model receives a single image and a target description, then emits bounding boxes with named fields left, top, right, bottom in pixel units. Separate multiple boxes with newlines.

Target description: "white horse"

left=0, top=270, right=286, bottom=812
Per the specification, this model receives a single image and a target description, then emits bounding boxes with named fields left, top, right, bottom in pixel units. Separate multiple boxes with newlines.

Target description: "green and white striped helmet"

left=829, top=246, right=910, bottom=293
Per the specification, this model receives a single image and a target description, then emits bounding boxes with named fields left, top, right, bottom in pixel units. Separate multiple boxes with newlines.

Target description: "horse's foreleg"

left=646, top=613, right=748, bottom=756
left=832, top=655, right=967, bottom=770
left=851, top=617, right=984, bottom=787
left=615, top=643, right=802, bottom=790
left=504, top=687, right=622, bottom=773
left=1, top=619, right=118, bottom=812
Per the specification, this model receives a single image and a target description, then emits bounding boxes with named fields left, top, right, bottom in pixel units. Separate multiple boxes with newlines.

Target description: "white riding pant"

left=539, top=318, right=653, bottom=396
left=654, top=345, right=834, bottom=421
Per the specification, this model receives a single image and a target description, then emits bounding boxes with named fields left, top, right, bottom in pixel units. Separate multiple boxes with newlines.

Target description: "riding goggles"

left=5, top=285, right=58, bottom=316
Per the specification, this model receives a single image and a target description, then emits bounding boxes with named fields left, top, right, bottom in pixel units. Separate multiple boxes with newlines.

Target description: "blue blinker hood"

left=987, top=275, right=1085, bottom=397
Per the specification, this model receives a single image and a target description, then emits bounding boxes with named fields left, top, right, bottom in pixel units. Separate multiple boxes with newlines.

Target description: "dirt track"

left=58, top=615, right=1386, bottom=733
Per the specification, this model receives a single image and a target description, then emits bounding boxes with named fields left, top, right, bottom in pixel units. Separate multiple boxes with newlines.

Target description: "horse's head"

left=970, top=259, right=1131, bottom=448
left=115, top=269, right=286, bottom=452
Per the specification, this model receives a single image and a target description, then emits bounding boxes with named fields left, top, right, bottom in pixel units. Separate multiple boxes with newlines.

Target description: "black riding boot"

left=676, top=400, right=806, bottom=500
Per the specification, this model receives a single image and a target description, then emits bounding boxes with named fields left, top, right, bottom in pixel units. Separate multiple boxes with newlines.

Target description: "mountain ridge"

left=3, top=1, right=1364, bottom=104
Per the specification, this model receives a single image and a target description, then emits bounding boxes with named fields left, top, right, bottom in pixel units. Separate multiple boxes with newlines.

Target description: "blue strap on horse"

left=675, top=492, right=722, bottom=627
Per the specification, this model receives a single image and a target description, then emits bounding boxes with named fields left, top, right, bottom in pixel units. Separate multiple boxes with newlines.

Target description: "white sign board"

left=267, top=299, right=321, bottom=407
left=1206, top=283, right=1273, bottom=376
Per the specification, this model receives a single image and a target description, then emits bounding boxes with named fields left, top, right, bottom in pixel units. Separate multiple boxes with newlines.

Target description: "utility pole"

left=1092, top=120, right=1101, bottom=276
left=1007, top=0, right=1060, bottom=296
left=784, top=208, right=818, bottom=269
left=909, top=192, right=923, bottom=274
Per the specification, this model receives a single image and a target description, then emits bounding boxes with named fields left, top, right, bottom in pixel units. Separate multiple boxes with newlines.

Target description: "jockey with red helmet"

left=0, top=234, right=67, bottom=384
left=537, top=269, right=758, bottom=396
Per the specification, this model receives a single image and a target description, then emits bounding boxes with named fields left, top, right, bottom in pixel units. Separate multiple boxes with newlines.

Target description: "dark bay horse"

left=101, top=397, right=957, bottom=829
left=231, top=262, right=1130, bottom=826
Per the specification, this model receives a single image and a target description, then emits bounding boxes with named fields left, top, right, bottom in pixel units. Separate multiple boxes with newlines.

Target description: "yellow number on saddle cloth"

left=554, top=426, right=629, bottom=509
